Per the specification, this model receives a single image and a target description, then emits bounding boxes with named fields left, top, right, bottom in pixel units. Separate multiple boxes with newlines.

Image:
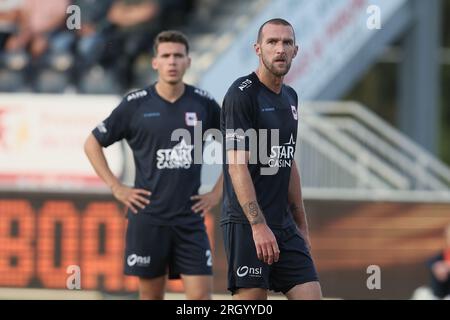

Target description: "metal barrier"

left=298, top=102, right=450, bottom=197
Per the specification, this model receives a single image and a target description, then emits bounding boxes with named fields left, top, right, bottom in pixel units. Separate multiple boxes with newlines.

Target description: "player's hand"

left=111, top=183, right=151, bottom=214
left=251, top=223, right=280, bottom=265
left=190, top=191, right=221, bottom=216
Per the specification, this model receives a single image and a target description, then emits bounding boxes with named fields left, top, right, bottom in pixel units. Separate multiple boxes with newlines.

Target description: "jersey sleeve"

left=207, top=98, right=221, bottom=131
left=286, top=85, right=298, bottom=105
left=294, top=89, right=299, bottom=112
left=222, top=88, right=255, bottom=151
left=92, top=98, right=133, bottom=147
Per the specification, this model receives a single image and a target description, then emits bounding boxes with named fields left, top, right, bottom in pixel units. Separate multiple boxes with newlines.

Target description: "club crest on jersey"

left=291, top=105, right=298, bottom=120
left=185, top=112, right=198, bottom=126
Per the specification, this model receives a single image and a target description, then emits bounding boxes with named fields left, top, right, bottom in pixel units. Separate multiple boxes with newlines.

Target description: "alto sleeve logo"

left=96, top=122, right=107, bottom=133
left=238, top=79, right=252, bottom=91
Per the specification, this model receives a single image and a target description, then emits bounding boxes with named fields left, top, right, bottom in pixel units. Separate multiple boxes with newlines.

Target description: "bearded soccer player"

left=221, top=18, right=322, bottom=300
left=84, top=30, right=222, bottom=300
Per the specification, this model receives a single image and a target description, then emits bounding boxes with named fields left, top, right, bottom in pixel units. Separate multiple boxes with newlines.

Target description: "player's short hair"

left=153, top=30, right=190, bottom=55
left=257, top=18, right=295, bottom=43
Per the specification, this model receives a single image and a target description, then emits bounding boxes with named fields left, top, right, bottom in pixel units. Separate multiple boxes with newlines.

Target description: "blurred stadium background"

left=1, top=0, right=450, bottom=300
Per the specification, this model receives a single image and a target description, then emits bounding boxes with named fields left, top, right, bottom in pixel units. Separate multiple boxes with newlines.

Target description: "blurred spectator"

left=428, top=224, right=450, bottom=299
left=5, top=0, right=71, bottom=59
left=0, top=0, right=198, bottom=92
left=0, top=0, right=21, bottom=50
left=72, top=0, right=114, bottom=77
left=103, top=0, right=161, bottom=88
left=1, top=0, right=73, bottom=92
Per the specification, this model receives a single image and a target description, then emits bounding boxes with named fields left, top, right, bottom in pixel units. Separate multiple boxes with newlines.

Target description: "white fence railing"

left=298, top=102, right=450, bottom=195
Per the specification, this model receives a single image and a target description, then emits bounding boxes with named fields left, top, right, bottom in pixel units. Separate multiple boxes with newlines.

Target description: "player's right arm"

left=223, top=83, right=279, bottom=265
left=84, top=94, right=151, bottom=214
left=84, top=134, right=150, bottom=214
left=227, top=150, right=279, bottom=265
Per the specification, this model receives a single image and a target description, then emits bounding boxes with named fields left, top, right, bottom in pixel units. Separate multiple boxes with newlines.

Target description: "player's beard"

left=262, top=54, right=291, bottom=77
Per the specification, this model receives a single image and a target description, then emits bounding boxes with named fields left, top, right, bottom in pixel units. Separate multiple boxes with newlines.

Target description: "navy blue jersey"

left=221, top=72, right=299, bottom=228
left=92, top=84, right=221, bottom=225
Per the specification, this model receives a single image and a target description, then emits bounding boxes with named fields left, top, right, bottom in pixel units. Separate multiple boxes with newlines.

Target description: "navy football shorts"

left=124, top=213, right=213, bottom=279
left=221, top=223, right=319, bottom=294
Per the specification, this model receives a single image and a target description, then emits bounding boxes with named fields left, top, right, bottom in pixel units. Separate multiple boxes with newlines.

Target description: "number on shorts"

left=206, top=250, right=212, bottom=267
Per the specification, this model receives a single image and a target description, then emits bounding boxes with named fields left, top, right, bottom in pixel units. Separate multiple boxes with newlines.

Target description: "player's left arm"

left=288, top=160, right=312, bottom=250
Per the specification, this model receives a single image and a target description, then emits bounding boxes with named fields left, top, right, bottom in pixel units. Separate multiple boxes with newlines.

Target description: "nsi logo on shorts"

left=127, top=254, right=151, bottom=267
left=236, top=266, right=262, bottom=278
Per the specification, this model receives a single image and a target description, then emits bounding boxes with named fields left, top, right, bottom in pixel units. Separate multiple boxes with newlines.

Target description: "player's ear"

left=254, top=42, right=261, bottom=57
left=151, top=56, right=158, bottom=70
left=293, top=45, right=299, bottom=59
left=187, top=56, right=191, bottom=68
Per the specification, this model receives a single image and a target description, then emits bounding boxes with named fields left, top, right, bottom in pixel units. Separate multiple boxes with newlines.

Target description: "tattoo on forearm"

left=243, top=201, right=266, bottom=225
left=248, top=202, right=259, bottom=217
